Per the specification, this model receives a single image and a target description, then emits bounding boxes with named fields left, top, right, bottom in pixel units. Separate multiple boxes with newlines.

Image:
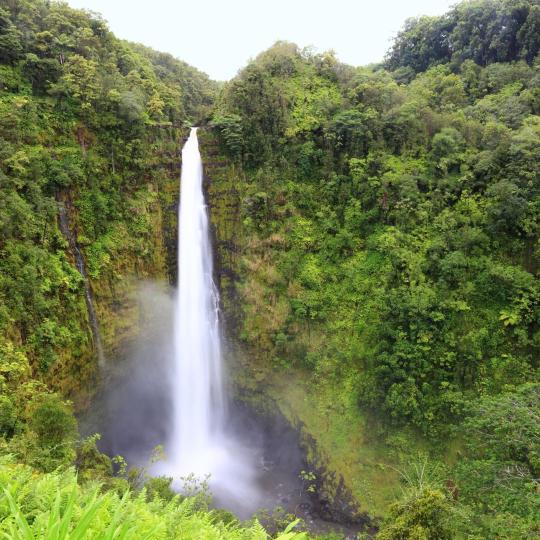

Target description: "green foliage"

left=0, top=458, right=306, bottom=539
left=29, top=393, right=77, bottom=448
left=143, top=476, right=176, bottom=503
left=377, top=488, right=454, bottom=540
left=448, top=384, right=540, bottom=536
left=211, top=113, right=244, bottom=158
left=0, top=8, right=22, bottom=64
left=386, top=0, right=540, bottom=72
left=374, top=457, right=456, bottom=539
left=215, top=15, right=540, bottom=435
left=211, top=1, right=540, bottom=534
left=1, top=0, right=539, bottom=536
left=75, top=434, right=113, bottom=482
left=463, top=383, right=540, bottom=475
left=0, top=0, right=217, bottom=397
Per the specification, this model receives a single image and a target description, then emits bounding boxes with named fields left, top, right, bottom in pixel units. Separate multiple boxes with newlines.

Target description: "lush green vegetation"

left=0, top=1, right=311, bottom=538
left=211, top=1, right=540, bottom=536
left=0, top=0, right=216, bottom=398
left=0, top=456, right=308, bottom=539
left=1, top=0, right=540, bottom=537
left=0, top=0, right=218, bottom=398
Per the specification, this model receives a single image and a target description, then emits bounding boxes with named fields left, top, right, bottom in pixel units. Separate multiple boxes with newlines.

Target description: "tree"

left=378, top=489, right=454, bottom=540
left=0, top=8, right=22, bottom=64
left=25, top=393, right=78, bottom=471
left=463, top=383, right=540, bottom=476
left=518, top=5, right=540, bottom=63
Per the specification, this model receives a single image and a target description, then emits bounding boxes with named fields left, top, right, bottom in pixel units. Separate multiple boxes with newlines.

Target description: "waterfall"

left=92, top=128, right=309, bottom=521
left=156, top=128, right=258, bottom=512
left=170, top=127, right=225, bottom=473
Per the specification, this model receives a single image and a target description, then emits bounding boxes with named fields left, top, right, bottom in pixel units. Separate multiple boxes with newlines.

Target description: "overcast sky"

left=66, top=0, right=456, bottom=80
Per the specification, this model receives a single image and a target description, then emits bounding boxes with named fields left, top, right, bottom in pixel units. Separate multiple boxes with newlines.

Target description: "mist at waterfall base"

left=85, top=129, right=308, bottom=519
left=85, top=282, right=308, bottom=519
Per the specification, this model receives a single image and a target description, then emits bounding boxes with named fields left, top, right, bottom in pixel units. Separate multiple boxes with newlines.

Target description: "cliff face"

left=89, top=127, right=185, bottom=360
left=56, top=126, right=187, bottom=408
left=198, top=129, right=389, bottom=521
left=199, top=129, right=245, bottom=329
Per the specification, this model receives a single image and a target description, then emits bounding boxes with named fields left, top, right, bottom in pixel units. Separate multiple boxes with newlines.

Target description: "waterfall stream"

left=154, top=128, right=260, bottom=509
left=170, top=127, right=225, bottom=473
left=57, top=197, right=105, bottom=370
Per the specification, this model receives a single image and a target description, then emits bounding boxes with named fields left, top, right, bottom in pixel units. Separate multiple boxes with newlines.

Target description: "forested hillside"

left=1, top=0, right=540, bottom=538
left=210, top=1, right=540, bottom=537
left=0, top=0, right=215, bottom=404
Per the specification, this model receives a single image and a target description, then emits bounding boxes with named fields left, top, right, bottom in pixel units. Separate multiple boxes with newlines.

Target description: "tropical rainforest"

left=0, top=0, right=539, bottom=538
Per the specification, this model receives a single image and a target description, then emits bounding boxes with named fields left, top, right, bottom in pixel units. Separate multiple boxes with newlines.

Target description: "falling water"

left=170, top=127, right=225, bottom=473
left=155, top=128, right=260, bottom=514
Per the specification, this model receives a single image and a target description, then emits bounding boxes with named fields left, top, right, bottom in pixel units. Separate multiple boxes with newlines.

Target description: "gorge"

left=0, top=0, right=539, bottom=538
left=86, top=127, right=363, bottom=533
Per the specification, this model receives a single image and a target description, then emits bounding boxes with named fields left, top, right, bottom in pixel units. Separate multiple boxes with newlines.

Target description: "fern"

left=0, top=459, right=307, bottom=539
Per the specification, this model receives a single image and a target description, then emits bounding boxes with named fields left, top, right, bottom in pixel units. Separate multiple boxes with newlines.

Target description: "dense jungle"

left=0, top=0, right=539, bottom=538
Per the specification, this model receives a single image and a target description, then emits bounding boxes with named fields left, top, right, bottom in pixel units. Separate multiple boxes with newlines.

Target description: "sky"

left=65, top=0, right=456, bottom=81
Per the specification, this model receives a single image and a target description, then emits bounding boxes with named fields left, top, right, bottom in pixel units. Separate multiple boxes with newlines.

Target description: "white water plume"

left=155, top=128, right=260, bottom=512
left=172, top=127, right=225, bottom=470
